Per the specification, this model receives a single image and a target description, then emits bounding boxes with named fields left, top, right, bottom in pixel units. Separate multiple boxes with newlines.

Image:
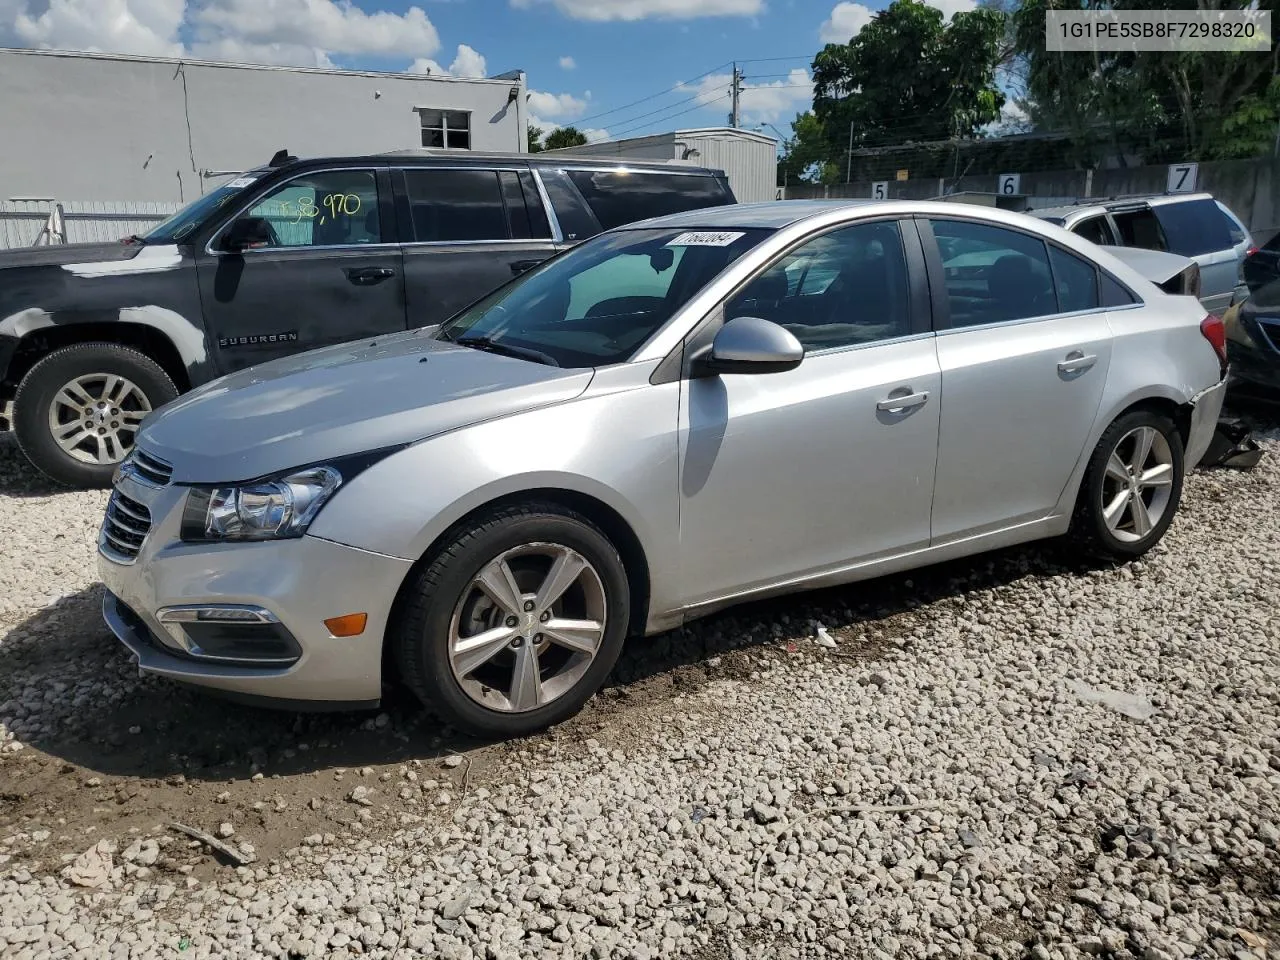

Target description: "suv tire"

left=13, top=342, right=177, bottom=488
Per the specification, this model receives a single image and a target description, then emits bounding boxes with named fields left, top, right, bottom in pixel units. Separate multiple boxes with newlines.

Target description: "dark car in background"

left=1224, top=230, right=1280, bottom=394
left=0, top=149, right=735, bottom=487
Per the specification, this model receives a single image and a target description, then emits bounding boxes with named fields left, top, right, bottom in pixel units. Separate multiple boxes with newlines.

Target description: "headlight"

left=181, top=466, right=342, bottom=541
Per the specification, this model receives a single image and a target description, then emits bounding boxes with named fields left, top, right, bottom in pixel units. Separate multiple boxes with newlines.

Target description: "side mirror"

left=692, top=315, right=804, bottom=377
left=222, top=217, right=273, bottom=253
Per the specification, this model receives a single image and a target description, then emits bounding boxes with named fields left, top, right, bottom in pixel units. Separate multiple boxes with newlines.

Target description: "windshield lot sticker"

left=225, top=176, right=259, bottom=189
left=667, top=231, right=746, bottom=247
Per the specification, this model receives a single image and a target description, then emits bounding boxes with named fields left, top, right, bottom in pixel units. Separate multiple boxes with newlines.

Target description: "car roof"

left=1030, top=193, right=1216, bottom=222
left=258, top=149, right=725, bottom=177
left=621, top=200, right=877, bottom=230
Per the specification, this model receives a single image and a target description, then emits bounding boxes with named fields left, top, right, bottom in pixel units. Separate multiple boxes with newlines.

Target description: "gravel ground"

left=0, top=413, right=1278, bottom=960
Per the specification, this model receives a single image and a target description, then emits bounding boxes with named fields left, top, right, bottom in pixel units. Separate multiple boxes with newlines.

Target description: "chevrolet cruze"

left=98, top=201, right=1229, bottom=738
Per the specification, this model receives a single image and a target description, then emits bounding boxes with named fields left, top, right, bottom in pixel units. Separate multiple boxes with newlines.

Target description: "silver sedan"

left=98, top=201, right=1229, bottom=737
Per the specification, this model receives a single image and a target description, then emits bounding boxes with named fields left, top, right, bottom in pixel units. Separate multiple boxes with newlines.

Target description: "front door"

left=925, top=217, right=1112, bottom=542
left=678, top=219, right=941, bottom=608
left=196, top=167, right=405, bottom=373
left=397, top=167, right=561, bottom=328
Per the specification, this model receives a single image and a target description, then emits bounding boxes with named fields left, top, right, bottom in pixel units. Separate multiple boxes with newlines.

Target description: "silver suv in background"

left=1030, top=193, right=1253, bottom=313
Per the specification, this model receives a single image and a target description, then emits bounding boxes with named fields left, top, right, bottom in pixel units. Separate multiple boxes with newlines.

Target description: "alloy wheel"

left=448, top=542, right=608, bottom=713
left=47, top=373, right=151, bottom=465
left=1100, top=425, right=1175, bottom=544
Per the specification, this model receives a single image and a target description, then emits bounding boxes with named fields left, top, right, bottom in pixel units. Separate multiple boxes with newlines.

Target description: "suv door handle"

left=346, top=266, right=396, bottom=286
left=877, top=390, right=930, bottom=413
left=1057, top=351, right=1097, bottom=374
left=510, top=258, right=544, bottom=276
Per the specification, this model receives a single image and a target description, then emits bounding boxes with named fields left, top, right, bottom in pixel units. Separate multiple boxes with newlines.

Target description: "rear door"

left=924, top=216, right=1113, bottom=542
left=1149, top=197, right=1238, bottom=312
left=196, top=165, right=405, bottom=373
left=397, top=165, right=559, bottom=327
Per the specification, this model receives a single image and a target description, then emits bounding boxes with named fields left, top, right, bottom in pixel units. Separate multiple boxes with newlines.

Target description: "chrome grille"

left=130, top=448, right=173, bottom=486
left=102, top=491, right=153, bottom=562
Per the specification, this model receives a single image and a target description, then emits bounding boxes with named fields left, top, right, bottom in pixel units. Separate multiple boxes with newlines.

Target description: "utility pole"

left=730, top=63, right=743, bottom=129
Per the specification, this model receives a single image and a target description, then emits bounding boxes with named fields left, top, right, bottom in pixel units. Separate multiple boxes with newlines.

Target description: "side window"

left=726, top=220, right=912, bottom=351
left=565, top=171, right=732, bottom=231
left=1111, top=208, right=1168, bottom=252
left=242, top=171, right=381, bottom=248
left=1101, top=273, right=1139, bottom=307
left=931, top=219, right=1055, bottom=327
left=517, top=171, right=552, bottom=239
left=1049, top=246, right=1100, bottom=312
left=537, top=168, right=599, bottom=242
left=1152, top=199, right=1232, bottom=257
left=1217, top=202, right=1247, bottom=245
left=1072, top=216, right=1112, bottom=246
left=404, top=169, right=508, bottom=242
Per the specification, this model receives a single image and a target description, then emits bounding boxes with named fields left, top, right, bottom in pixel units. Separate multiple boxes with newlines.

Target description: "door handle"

left=346, top=266, right=396, bottom=286
left=509, top=258, right=543, bottom=276
left=877, top=390, right=930, bottom=413
left=1057, top=351, right=1098, bottom=374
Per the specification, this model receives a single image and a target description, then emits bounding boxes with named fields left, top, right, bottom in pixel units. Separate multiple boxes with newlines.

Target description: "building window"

left=417, top=109, right=471, bottom=150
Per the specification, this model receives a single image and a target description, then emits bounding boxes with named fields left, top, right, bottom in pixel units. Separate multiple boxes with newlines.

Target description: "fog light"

left=324, top=613, right=367, bottom=637
left=156, top=605, right=301, bottom=665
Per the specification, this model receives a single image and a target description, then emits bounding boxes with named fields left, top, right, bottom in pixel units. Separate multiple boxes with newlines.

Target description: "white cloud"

left=407, top=44, right=486, bottom=78
left=928, top=0, right=977, bottom=17
left=683, top=68, right=813, bottom=125
left=189, top=0, right=440, bottom=58
left=190, top=37, right=336, bottom=67
left=583, top=127, right=608, bottom=142
left=558, top=54, right=575, bottom=69
left=527, top=89, right=588, bottom=121
left=820, top=2, right=873, bottom=43
left=983, top=98, right=1031, bottom=135
left=510, top=0, right=761, bottom=22
left=6, top=0, right=185, bottom=57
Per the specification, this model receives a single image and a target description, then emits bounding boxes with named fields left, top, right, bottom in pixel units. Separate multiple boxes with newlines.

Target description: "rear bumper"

left=1187, top=375, right=1229, bottom=467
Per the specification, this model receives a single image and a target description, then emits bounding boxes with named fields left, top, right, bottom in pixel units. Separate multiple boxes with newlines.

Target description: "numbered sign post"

left=871, top=181, right=889, bottom=200
left=1167, top=163, right=1198, bottom=193
left=998, top=173, right=1021, bottom=196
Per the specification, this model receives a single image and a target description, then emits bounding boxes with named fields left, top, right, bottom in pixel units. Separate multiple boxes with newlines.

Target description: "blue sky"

left=0, top=1, right=974, bottom=143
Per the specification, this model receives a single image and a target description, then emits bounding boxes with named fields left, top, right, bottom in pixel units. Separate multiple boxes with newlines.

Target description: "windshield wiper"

left=454, top=335, right=560, bottom=367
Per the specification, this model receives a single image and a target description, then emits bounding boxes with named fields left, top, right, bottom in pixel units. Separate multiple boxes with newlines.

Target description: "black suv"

left=0, top=149, right=735, bottom=486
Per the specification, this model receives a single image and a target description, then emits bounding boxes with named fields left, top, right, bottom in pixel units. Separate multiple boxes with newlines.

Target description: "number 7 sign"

left=1167, top=163, right=1198, bottom=193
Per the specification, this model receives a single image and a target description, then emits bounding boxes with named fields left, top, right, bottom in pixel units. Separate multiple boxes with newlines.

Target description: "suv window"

left=1111, top=208, right=1168, bottom=252
left=1152, top=198, right=1232, bottom=257
left=1072, top=215, right=1113, bottom=246
left=1217, top=201, right=1248, bottom=245
left=931, top=219, right=1055, bottom=327
left=727, top=221, right=911, bottom=350
left=405, top=169, right=508, bottom=242
left=565, top=171, right=732, bottom=231
left=243, top=170, right=381, bottom=248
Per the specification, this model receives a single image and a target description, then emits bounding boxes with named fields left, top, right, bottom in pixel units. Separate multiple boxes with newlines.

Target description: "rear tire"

left=1072, top=409, right=1184, bottom=559
left=393, top=503, right=630, bottom=739
left=13, top=342, right=178, bottom=488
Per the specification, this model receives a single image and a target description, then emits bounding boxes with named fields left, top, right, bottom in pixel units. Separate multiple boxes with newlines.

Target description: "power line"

left=597, top=93, right=733, bottom=142
left=569, top=61, right=732, bottom=126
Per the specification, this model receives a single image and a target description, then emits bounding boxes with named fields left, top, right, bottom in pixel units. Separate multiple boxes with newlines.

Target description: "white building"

left=544, top=127, right=778, bottom=203
left=0, top=47, right=529, bottom=206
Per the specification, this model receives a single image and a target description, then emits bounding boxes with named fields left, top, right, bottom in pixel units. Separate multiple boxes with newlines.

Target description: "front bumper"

left=98, top=479, right=413, bottom=706
left=1186, top=374, right=1229, bottom=468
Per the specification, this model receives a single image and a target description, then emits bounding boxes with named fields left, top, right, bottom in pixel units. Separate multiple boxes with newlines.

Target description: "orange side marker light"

left=324, top=613, right=368, bottom=637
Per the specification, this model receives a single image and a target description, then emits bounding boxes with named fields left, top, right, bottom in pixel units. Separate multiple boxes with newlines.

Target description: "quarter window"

left=405, top=169, right=508, bottom=242
left=417, top=109, right=471, bottom=150
left=241, top=170, right=381, bottom=248
left=1072, top=216, right=1113, bottom=246
left=931, top=219, right=1055, bottom=327
left=564, top=171, right=732, bottom=231
left=1049, top=246, right=1100, bottom=313
left=1152, top=198, right=1233, bottom=257
left=727, top=220, right=912, bottom=350
left=1111, top=208, right=1168, bottom=252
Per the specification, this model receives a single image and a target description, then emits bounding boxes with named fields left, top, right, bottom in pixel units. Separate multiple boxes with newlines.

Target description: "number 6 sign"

left=998, top=173, right=1021, bottom=196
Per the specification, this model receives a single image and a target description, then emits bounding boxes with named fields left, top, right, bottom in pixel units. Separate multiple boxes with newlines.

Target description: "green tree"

left=777, top=112, right=834, bottom=184
left=811, top=0, right=1007, bottom=179
left=528, top=125, right=544, bottom=153
left=545, top=126, right=589, bottom=150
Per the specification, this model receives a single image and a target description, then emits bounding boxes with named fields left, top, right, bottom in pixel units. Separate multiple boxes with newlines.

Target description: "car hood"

left=138, top=331, right=595, bottom=483
left=0, top=241, right=142, bottom=269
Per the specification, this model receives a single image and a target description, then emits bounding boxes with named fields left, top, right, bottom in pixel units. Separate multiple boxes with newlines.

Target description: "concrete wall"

left=545, top=127, right=779, bottom=204
left=0, top=48, right=525, bottom=205
left=783, top=158, right=1280, bottom=241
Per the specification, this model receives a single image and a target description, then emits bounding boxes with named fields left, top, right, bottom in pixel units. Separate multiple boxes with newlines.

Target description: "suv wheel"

left=13, top=343, right=178, bottom=488
left=394, top=503, right=630, bottom=739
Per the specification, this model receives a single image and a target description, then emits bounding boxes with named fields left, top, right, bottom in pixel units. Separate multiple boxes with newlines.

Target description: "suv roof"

left=1032, top=192, right=1216, bottom=223
left=244, top=148, right=724, bottom=177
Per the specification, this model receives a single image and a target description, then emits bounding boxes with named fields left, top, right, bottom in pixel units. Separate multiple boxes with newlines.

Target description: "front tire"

left=393, top=503, right=630, bottom=739
left=13, top=343, right=178, bottom=488
left=1073, top=409, right=1185, bottom=559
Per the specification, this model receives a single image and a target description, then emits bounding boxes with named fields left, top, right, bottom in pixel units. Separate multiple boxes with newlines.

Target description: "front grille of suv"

left=101, top=491, right=153, bottom=562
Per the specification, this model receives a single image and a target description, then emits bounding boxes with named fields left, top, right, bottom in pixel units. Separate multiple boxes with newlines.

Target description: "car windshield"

left=143, top=172, right=266, bottom=244
left=435, top=227, right=770, bottom=368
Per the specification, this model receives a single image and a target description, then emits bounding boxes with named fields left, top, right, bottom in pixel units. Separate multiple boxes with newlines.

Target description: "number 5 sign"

left=998, top=173, right=1021, bottom=195
left=1167, top=163, right=1198, bottom=193
left=871, top=181, right=889, bottom=200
